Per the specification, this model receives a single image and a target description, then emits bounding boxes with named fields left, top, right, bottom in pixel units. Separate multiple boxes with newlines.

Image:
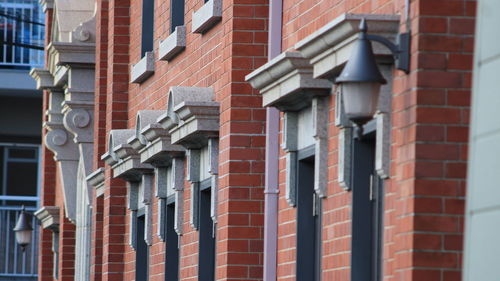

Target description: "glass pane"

left=8, top=147, right=37, bottom=159
left=6, top=161, right=37, bottom=196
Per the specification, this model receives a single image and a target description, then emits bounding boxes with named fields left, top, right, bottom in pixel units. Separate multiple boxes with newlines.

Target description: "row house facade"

left=30, top=0, right=475, bottom=281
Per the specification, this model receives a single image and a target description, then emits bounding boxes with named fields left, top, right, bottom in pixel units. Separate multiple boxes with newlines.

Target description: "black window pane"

left=198, top=188, right=215, bottom=281
left=6, top=162, right=38, bottom=196
left=8, top=148, right=37, bottom=159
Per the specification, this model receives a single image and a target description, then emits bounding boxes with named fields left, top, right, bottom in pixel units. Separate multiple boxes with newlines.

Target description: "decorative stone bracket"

left=34, top=206, right=60, bottom=231
left=159, top=86, right=220, bottom=229
left=246, top=52, right=331, bottom=205
left=86, top=167, right=105, bottom=198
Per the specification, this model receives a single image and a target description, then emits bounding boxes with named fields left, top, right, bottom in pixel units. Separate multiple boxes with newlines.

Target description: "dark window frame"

left=136, top=212, right=149, bottom=281
left=295, top=145, right=322, bottom=281
left=198, top=178, right=215, bottom=281
left=165, top=195, right=179, bottom=281
left=170, top=0, right=184, bottom=33
left=350, top=127, right=384, bottom=281
left=141, top=0, right=155, bottom=57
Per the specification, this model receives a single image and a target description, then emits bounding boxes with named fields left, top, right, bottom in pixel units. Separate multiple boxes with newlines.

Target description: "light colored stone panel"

left=191, top=0, right=222, bottom=34
left=130, top=52, right=154, bottom=84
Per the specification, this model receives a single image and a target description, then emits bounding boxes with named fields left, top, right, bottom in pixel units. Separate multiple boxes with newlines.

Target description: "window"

left=141, top=0, right=154, bottom=57
left=136, top=213, right=149, bottom=281
left=165, top=195, right=179, bottom=281
left=198, top=179, right=215, bottom=281
left=296, top=146, right=322, bottom=281
left=0, top=0, right=45, bottom=68
left=170, top=0, right=184, bottom=33
left=350, top=128, right=383, bottom=281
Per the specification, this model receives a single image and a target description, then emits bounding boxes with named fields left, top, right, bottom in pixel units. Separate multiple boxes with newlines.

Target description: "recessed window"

left=295, top=147, right=322, bottom=281
left=165, top=195, right=179, bottom=281
left=170, top=0, right=184, bottom=33
left=141, top=0, right=155, bottom=57
left=350, top=129, right=383, bottom=281
left=136, top=213, right=149, bottom=281
left=198, top=179, right=215, bottom=281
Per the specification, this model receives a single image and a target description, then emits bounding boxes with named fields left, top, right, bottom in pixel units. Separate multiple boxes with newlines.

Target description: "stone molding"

left=86, top=167, right=105, bottom=198
left=245, top=52, right=332, bottom=111
left=192, top=0, right=222, bottom=34
left=131, top=52, right=154, bottom=84
left=246, top=53, right=331, bottom=202
left=158, top=86, right=219, bottom=148
left=34, top=206, right=60, bottom=231
left=29, top=68, right=56, bottom=90
left=295, top=13, right=400, bottom=80
left=159, top=25, right=186, bottom=61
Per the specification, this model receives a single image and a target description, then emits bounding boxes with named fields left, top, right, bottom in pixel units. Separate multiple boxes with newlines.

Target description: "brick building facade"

left=30, top=0, right=475, bottom=281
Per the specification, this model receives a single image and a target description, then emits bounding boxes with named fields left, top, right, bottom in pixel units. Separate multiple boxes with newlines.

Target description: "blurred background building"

left=0, top=0, right=44, bottom=280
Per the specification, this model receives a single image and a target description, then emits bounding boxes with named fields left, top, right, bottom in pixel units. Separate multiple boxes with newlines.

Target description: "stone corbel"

left=34, top=206, right=60, bottom=231
left=71, top=14, right=96, bottom=44
left=43, top=89, right=79, bottom=223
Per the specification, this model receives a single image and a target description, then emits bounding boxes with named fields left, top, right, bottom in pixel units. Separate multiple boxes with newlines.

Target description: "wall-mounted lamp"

left=13, top=206, right=33, bottom=252
left=335, top=18, right=410, bottom=129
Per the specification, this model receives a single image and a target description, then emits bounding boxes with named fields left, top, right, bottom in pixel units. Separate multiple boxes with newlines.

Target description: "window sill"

left=192, top=0, right=222, bottom=34
left=131, top=52, right=155, bottom=84
left=159, top=26, right=186, bottom=61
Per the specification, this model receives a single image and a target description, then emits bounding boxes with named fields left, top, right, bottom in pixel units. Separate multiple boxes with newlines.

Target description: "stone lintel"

left=295, top=13, right=400, bottom=80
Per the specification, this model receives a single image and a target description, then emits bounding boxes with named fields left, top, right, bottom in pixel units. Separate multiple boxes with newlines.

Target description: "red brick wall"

left=276, top=0, right=475, bottom=281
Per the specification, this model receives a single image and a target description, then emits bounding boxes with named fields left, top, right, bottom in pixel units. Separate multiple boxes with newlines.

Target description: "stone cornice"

left=47, top=41, right=96, bottom=69
left=295, top=13, right=400, bottom=80
left=34, top=206, right=60, bottom=231
left=245, top=52, right=332, bottom=111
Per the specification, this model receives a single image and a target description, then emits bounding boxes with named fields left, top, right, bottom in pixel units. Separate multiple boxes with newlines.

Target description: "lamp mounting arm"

left=366, top=32, right=410, bottom=74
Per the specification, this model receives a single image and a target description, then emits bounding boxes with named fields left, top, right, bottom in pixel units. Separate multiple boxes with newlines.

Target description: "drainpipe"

left=263, top=0, right=282, bottom=280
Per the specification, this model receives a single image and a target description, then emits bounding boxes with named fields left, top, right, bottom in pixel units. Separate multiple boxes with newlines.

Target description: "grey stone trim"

left=187, top=149, right=200, bottom=230
left=129, top=210, right=138, bottom=250
left=131, top=51, right=154, bottom=84
left=191, top=0, right=222, bottom=34
left=160, top=86, right=219, bottom=148
left=34, top=206, right=60, bottom=231
left=172, top=157, right=185, bottom=235
left=47, top=42, right=96, bottom=70
left=312, top=97, right=329, bottom=198
left=53, top=66, right=68, bottom=87
left=208, top=138, right=219, bottom=223
left=282, top=112, right=298, bottom=206
left=44, top=90, right=79, bottom=222
left=295, top=13, right=400, bottom=80
left=127, top=182, right=140, bottom=211
left=142, top=174, right=154, bottom=245
left=29, top=68, right=56, bottom=90
left=101, top=129, right=134, bottom=166
left=338, top=127, right=353, bottom=190
left=159, top=25, right=186, bottom=61
left=375, top=113, right=391, bottom=179
left=334, top=86, right=351, bottom=128
left=86, top=167, right=105, bottom=198
left=129, top=110, right=165, bottom=151
left=245, top=52, right=332, bottom=112
left=157, top=198, right=167, bottom=241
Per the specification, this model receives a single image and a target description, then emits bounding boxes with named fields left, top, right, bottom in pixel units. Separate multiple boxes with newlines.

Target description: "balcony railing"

left=0, top=0, right=44, bottom=68
left=0, top=199, right=38, bottom=280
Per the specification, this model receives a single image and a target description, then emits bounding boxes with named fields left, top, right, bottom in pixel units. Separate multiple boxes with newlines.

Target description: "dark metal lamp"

left=335, top=18, right=410, bottom=128
left=13, top=206, right=33, bottom=252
